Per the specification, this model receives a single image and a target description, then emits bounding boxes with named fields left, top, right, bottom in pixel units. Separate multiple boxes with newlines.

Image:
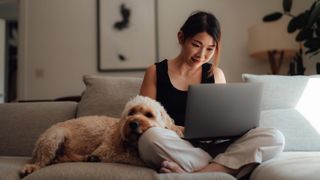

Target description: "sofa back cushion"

left=76, top=75, right=142, bottom=118
left=0, top=102, right=77, bottom=156
left=242, top=74, right=320, bottom=151
left=260, top=108, right=320, bottom=151
left=242, top=74, right=320, bottom=110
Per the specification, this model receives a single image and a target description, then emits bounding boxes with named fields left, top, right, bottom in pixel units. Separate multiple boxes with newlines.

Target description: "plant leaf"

left=283, top=0, right=293, bottom=13
left=316, top=28, right=320, bottom=36
left=296, top=28, right=314, bottom=41
left=316, top=21, right=320, bottom=36
left=308, top=2, right=320, bottom=26
left=263, top=12, right=283, bottom=22
left=289, top=11, right=309, bottom=32
left=288, top=17, right=298, bottom=33
left=304, top=37, right=320, bottom=50
left=310, top=1, right=318, bottom=14
left=309, top=50, right=320, bottom=57
left=305, top=47, right=319, bottom=54
left=300, top=11, right=310, bottom=28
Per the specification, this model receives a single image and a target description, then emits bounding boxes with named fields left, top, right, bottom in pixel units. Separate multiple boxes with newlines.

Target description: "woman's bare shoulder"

left=213, top=67, right=226, bottom=83
left=145, top=64, right=156, bottom=75
left=140, top=64, right=157, bottom=98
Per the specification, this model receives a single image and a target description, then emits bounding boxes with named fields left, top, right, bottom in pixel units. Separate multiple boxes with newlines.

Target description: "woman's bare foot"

left=159, top=160, right=186, bottom=173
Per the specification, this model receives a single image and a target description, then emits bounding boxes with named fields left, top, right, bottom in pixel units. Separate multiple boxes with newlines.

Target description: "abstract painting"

left=97, top=0, right=157, bottom=71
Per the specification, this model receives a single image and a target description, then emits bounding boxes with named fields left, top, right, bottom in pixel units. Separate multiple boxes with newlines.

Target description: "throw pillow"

left=76, top=75, right=142, bottom=118
left=242, top=74, right=320, bottom=110
left=243, top=74, right=320, bottom=151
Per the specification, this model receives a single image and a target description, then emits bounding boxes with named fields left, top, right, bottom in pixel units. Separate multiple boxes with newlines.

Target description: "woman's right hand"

left=176, top=125, right=185, bottom=136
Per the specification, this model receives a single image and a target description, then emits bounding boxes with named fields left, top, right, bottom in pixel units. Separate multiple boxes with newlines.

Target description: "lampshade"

left=248, top=18, right=300, bottom=61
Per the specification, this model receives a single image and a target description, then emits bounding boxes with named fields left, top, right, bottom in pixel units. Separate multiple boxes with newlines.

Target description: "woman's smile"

left=191, top=57, right=203, bottom=63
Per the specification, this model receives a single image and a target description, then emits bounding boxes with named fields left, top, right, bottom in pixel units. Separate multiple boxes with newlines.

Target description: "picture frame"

left=97, top=0, right=158, bottom=72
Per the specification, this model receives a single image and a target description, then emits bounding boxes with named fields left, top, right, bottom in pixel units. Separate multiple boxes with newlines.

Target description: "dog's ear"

left=160, top=108, right=184, bottom=137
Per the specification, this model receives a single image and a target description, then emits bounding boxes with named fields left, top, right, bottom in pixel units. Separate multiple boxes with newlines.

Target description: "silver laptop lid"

left=184, top=83, right=263, bottom=140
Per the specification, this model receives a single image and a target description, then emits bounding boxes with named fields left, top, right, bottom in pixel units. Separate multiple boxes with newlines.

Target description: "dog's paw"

left=19, top=164, right=40, bottom=178
left=86, top=155, right=101, bottom=162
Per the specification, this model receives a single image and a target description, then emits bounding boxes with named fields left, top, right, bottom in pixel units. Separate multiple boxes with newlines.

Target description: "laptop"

left=183, top=83, right=263, bottom=141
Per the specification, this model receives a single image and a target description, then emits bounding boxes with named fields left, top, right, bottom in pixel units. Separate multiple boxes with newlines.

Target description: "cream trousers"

left=138, top=127, right=285, bottom=176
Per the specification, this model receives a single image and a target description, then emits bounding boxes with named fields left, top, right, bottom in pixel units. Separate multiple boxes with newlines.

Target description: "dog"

left=20, top=95, right=183, bottom=177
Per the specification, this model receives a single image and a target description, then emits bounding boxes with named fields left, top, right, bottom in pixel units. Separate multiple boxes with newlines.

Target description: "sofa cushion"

left=23, top=163, right=157, bottom=180
left=0, top=102, right=77, bottom=156
left=77, top=75, right=143, bottom=118
left=250, top=152, right=320, bottom=180
left=242, top=74, right=320, bottom=110
left=0, top=156, right=236, bottom=180
left=0, top=156, right=157, bottom=180
left=24, top=163, right=236, bottom=180
left=158, top=172, right=236, bottom=180
left=0, top=156, right=30, bottom=180
left=260, top=108, right=320, bottom=151
left=242, top=74, right=320, bottom=151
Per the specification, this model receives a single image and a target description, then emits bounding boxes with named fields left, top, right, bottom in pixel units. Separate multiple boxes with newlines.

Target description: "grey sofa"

left=1, top=74, right=320, bottom=180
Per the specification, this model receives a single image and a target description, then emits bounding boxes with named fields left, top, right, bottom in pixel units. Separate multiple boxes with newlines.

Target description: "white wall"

left=0, top=19, right=5, bottom=103
left=158, top=0, right=320, bottom=80
left=18, top=0, right=320, bottom=100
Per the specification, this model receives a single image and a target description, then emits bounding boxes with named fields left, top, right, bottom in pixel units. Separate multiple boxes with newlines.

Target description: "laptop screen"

left=183, top=83, right=263, bottom=141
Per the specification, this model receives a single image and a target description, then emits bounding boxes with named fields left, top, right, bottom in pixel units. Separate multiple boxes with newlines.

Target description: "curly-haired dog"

left=20, top=95, right=183, bottom=177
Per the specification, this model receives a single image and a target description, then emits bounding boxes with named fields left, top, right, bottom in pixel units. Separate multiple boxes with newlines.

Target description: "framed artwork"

left=97, top=0, right=158, bottom=71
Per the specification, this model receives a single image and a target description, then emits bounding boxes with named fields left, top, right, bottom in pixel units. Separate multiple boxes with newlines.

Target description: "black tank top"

left=155, top=59, right=215, bottom=126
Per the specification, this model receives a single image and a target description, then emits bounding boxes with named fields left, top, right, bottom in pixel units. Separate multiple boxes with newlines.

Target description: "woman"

left=139, top=11, right=284, bottom=178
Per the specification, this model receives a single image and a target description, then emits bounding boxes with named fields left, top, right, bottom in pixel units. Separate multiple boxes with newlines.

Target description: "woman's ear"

left=177, top=31, right=185, bottom=44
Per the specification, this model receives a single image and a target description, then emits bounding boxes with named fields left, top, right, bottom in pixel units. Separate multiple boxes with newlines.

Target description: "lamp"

left=248, top=18, right=300, bottom=74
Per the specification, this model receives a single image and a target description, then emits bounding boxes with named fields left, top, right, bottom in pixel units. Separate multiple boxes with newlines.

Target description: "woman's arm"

left=140, top=65, right=185, bottom=134
left=213, top=67, right=226, bottom=84
left=139, top=65, right=157, bottom=99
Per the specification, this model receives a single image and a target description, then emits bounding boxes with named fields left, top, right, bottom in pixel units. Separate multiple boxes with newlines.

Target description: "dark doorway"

left=5, top=20, right=17, bottom=102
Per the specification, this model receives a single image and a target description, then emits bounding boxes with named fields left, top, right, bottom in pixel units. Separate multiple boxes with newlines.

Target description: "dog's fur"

left=20, top=95, right=183, bottom=177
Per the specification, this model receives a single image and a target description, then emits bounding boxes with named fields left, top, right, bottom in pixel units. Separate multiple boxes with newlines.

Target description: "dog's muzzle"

left=124, top=115, right=154, bottom=142
left=129, top=121, right=139, bottom=130
left=126, top=120, right=143, bottom=142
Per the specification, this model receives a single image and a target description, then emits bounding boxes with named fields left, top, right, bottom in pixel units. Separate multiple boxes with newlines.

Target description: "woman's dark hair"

left=180, top=11, right=221, bottom=73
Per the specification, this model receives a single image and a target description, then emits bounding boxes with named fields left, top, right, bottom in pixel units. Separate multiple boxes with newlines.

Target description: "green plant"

left=263, top=0, right=320, bottom=75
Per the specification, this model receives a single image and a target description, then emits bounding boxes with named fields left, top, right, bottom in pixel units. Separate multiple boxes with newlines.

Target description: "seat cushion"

left=158, top=172, right=236, bottom=180
left=0, top=156, right=158, bottom=180
left=23, top=163, right=158, bottom=180
left=0, top=156, right=30, bottom=180
left=250, top=152, right=320, bottom=180
left=0, top=156, right=236, bottom=180
left=77, top=75, right=142, bottom=118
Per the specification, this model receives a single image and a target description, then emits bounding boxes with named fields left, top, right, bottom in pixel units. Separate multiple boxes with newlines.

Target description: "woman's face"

left=179, top=31, right=216, bottom=66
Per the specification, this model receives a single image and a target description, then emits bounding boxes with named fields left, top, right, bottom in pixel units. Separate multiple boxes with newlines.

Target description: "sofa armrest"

left=0, top=102, right=78, bottom=157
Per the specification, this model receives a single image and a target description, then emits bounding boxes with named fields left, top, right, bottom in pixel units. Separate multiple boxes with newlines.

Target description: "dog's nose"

left=129, top=121, right=139, bottom=130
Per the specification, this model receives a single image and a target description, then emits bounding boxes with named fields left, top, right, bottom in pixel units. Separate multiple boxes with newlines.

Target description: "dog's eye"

left=128, top=110, right=135, bottom=116
left=145, top=112, right=154, bottom=118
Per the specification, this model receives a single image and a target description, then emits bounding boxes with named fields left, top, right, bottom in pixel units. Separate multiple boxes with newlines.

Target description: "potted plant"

left=263, top=0, right=320, bottom=75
